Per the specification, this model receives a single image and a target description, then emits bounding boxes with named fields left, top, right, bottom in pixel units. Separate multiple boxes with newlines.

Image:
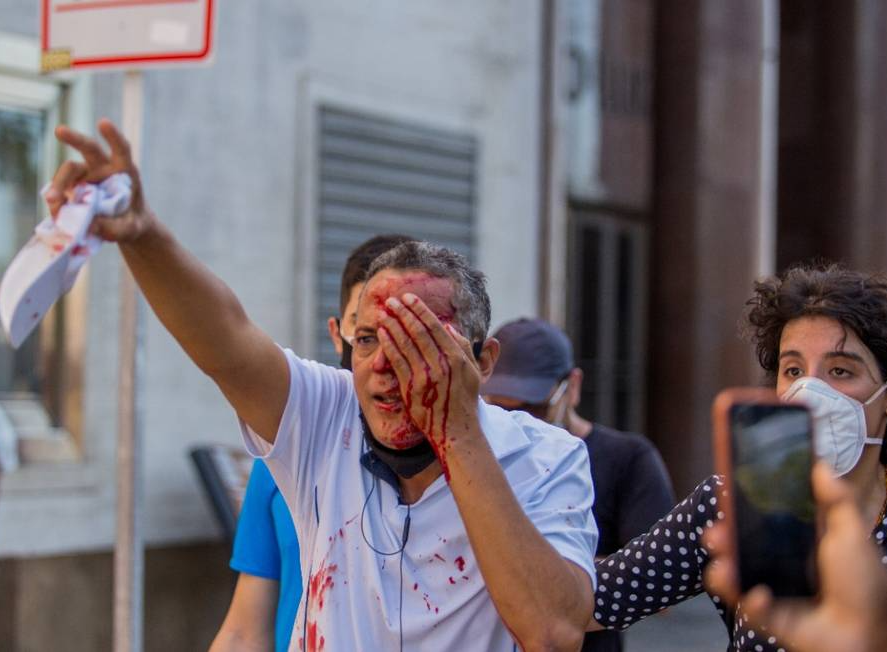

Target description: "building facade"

left=0, top=2, right=543, bottom=649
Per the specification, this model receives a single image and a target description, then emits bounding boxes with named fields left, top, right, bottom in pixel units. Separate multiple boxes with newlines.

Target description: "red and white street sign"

left=40, top=0, right=215, bottom=72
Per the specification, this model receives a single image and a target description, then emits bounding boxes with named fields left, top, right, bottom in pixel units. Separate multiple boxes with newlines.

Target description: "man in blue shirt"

left=210, top=234, right=415, bottom=652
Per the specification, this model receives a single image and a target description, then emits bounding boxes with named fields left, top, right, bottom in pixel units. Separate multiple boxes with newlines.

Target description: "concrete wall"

left=0, top=2, right=543, bottom=648
left=0, top=0, right=543, bottom=554
left=0, top=542, right=232, bottom=651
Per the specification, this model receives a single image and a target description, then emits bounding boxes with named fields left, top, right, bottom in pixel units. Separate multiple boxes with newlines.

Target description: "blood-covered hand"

left=377, top=292, right=482, bottom=475
left=47, top=119, right=156, bottom=243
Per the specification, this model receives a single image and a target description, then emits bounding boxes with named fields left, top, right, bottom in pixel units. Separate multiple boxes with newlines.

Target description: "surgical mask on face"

left=781, top=376, right=887, bottom=476
left=548, top=379, right=570, bottom=428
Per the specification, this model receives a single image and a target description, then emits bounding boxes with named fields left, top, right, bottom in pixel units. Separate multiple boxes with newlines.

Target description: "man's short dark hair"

left=367, top=241, right=491, bottom=342
left=340, top=234, right=417, bottom=314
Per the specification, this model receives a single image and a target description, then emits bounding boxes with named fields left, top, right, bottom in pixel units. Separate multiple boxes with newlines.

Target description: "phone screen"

left=729, top=403, right=817, bottom=596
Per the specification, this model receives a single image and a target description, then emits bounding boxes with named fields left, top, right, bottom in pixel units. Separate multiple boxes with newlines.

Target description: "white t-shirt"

left=241, top=349, right=598, bottom=651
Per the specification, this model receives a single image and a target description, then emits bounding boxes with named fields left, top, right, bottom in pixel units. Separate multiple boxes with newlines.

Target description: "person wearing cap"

left=482, top=317, right=675, bottom=652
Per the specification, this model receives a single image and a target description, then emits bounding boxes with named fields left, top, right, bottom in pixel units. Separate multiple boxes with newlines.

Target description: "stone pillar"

left=649, top=1, right=771, bottom=494
left=777, top=0, right=887, bottom=270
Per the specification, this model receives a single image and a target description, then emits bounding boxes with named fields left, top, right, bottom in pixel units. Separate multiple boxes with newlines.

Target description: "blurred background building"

left=1, top=1, right=886, bottom=650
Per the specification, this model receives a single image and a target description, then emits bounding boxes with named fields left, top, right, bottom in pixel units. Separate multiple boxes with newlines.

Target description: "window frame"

left=567, top=206, right=649, bottom=433
left=0, top=31, right=92, bottom=476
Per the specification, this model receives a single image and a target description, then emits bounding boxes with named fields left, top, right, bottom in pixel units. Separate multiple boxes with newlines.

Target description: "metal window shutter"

left=315, top=107, right=477, bottom=364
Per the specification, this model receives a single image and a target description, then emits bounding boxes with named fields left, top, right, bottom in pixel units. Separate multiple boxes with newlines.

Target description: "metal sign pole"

left=114, top=69, right=144, bottom=652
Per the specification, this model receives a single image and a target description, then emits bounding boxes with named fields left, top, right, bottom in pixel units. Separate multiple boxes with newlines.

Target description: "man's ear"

left=327, top=316, right=344, bottom=356
left=567, top=367, right=583, bottom=409
left=478, top=337, right=500, bottom=382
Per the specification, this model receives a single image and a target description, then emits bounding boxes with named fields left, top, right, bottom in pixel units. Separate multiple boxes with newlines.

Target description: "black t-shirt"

left=581, top=423, right=676, bottom=652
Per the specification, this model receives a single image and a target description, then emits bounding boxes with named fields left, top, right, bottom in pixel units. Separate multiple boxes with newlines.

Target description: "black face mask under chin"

left=358, top=412, right=438, bottom=479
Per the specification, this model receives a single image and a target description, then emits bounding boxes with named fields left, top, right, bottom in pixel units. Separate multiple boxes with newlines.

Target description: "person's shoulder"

left=284, top=347, right=354, bottom=388
left=480, top=401, right=585, bottom=463
left=511, top=408, right=587, bottom=459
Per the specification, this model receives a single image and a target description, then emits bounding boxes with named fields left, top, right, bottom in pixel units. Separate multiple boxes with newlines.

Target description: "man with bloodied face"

left=45, top=121, right=598, bottom=651
left=211, top=234, right=415, bottom=652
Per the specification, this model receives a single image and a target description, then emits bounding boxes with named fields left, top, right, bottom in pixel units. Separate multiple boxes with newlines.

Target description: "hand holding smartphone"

left=713, top=388, right=818, bottom=597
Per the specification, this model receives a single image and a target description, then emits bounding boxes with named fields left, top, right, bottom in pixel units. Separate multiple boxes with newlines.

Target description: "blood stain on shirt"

left=448, top=577, right=456, bottom=585
left=305, top=622, right=324, bottom=652
left=454, top=556, right=466, bottom=572
left=433, top=553, right=446, bottom=563
left=308, top=561, right=338, bottom=611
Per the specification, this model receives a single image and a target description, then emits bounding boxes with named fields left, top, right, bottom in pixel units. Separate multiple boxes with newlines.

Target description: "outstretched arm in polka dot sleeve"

left=588, top=475, right=727, bottom=631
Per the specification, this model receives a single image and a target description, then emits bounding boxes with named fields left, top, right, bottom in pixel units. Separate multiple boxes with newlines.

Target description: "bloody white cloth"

left=0, top=174, right=130, bottom=348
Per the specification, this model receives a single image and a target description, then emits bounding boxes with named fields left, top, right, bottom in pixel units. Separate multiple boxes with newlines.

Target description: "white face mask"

left=548, top=379, right=570, bottom=428
left=781, top=376, right=887, bottom=476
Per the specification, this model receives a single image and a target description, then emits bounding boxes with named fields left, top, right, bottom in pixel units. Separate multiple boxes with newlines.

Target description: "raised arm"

left=378, top=294, right=594, bottom=651
left=47, top=120, right=288, bottom=441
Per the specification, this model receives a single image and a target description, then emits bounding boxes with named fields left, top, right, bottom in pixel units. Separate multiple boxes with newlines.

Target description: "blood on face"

left=351, top=269, right=460, bottom=455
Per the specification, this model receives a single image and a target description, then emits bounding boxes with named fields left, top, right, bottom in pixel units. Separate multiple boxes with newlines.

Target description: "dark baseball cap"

left=481, top=318, right=574, bottom=403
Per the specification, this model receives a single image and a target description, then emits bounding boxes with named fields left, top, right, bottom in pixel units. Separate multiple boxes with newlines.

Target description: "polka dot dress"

left=593, top=474, right=887, bottom=651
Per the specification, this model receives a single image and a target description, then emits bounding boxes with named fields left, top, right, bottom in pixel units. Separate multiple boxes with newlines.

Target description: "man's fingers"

left=380, top=309, right=433, bottom=376
left=88, top=216, right=126, bottom=242
left=55, top=125, right=110, bottom=170
left=701, top=523, right=740, bottom=604
left=747, top=593, right=816, bottom=651
left=385, top=297, right=444, bottom=373
left=446, top=323, right=475, bottom=360
left=401, top=293, right=465, bottom=362
left=97, top=118, right=134, bottom=169
left=811, top=461, right=852, bottom=508
left=47, top=160, right=88, bottom=216
left=377, top=327, right=413, bottom=394
left=703, top=522, right=729, bottom=554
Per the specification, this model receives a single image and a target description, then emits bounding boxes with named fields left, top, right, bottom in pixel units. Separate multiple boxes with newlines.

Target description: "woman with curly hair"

left=587, top=262, right=887, bottom=652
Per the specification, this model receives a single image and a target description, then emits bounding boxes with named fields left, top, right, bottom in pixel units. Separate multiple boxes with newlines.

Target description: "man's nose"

left=372, top=347, right=393, bottom=373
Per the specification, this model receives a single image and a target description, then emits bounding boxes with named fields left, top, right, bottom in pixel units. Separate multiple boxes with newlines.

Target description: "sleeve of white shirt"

left=239, top=347, right=354, bottom=526
left=519, top=433, right=599, bottom=591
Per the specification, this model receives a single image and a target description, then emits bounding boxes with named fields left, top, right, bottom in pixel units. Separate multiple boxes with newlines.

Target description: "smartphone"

left=713, top=388, right=818, bottom=597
